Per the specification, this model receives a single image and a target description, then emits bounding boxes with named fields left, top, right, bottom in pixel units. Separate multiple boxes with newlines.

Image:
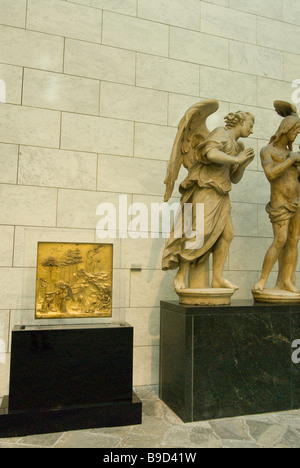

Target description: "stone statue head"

left=224, top=111, right=255, bottom=138
left=224, top=111, right=255, bottom=129
left=270, top=101, right=300, bottom=150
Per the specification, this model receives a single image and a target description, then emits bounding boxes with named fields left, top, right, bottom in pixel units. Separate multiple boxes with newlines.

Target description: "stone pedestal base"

left=0, top=394, right=142, bottom=438
left=176, top=288, right=235, bottom=306
left=252, top=288, right=300, bottom=304
left=160, top=300, right=300, bottom=423
left=0, top=323, right=142, bottom=437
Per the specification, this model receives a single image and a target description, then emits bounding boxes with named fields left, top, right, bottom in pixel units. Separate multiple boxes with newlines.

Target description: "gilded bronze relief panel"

left=35, top=243, right=113, bottom=319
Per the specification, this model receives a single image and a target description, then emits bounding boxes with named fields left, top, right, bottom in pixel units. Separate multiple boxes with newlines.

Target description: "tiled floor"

left=0, top=388, right=300, bottom=448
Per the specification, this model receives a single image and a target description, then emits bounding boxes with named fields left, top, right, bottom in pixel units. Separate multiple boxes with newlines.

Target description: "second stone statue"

left=253, top=101, right=300, bottom=303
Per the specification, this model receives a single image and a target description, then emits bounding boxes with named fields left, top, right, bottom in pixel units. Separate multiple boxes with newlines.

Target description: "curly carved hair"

left=224, top=111, right=255, bottom=129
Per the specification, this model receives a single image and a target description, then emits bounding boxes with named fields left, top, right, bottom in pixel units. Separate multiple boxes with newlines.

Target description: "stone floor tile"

left=18, top=432, right=65, bottom=447
left=162, top=425, right=222, bottom=448
left=88, top=426, right=134, bottom=437
left=131, top=415, right=172, bottom=437
left=276, top=428, right=300, bottom=448
left=133, top=385, right=159, bottom=400
left=0, top=436, right=23, bottom=444
left=271, top=411, right=300, bottom=429
left=118, top=433, right=163, bottom=448
left=1, top=393, right=300, bottom=448
left=245, top=419, right=286, bottom=447
left=53, top=431, right=122, bottom=449
left=142, top=399, right=183, bottom=425
left=0, top=442, right=36, bottom=448
left=222, top=440, right=261, bottom=448
left=242, top=412, right=277, bottom=423
left=209, top=419, right=250, bottom=441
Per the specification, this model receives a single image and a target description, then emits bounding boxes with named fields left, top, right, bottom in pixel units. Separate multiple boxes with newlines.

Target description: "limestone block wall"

left=0, top=0, right=300, bottom=395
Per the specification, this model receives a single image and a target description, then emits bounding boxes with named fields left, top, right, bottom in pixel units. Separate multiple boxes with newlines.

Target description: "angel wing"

left=164, top=99, right=219, bottom=202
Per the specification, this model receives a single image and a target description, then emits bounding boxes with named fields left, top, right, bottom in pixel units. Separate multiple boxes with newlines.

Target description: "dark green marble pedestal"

left=160, top=300, right=300, bottom=422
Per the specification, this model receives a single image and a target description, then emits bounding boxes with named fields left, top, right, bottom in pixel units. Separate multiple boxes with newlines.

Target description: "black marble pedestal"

left=0, top=324, right=142, bottom=437
left=160, top=300, right=300, bottom=422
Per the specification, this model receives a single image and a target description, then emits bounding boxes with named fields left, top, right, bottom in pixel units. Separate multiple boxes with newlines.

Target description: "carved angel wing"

left=164, top=99, right=219, bottom=202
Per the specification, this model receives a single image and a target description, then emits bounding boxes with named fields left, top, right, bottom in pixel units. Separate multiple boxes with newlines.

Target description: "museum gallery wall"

left=1, top=0, right=300, bottom=397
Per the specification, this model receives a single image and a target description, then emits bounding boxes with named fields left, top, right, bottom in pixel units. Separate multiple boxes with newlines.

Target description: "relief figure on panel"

left=162, top=100, right=255, bottom=304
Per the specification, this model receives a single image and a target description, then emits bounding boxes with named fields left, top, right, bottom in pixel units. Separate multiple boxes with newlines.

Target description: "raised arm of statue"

left=206, top=146, right=254, bottom=166
left=261, top=145, right=300, bottom=180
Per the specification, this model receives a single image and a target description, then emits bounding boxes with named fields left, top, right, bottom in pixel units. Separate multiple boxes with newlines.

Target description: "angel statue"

left=162, top=99, right=255, bottom=305
left=253, top=101, right=300, bottom=303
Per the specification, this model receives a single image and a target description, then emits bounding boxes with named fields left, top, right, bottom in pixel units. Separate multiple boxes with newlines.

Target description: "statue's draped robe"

left=162, top=127, right=241, bottom=271
left=266, top=200, right=300, bottom=226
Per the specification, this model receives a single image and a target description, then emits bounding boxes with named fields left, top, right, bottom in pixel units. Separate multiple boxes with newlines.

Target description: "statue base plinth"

left=252, top=288, right=300, bottom=304
left=160, top=299, right=300, bottom=422
left=176, top=288, right=235, bottom=306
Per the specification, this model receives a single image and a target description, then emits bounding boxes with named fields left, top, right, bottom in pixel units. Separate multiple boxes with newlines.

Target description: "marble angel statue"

left=162, top=99, right=255, bottom=304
